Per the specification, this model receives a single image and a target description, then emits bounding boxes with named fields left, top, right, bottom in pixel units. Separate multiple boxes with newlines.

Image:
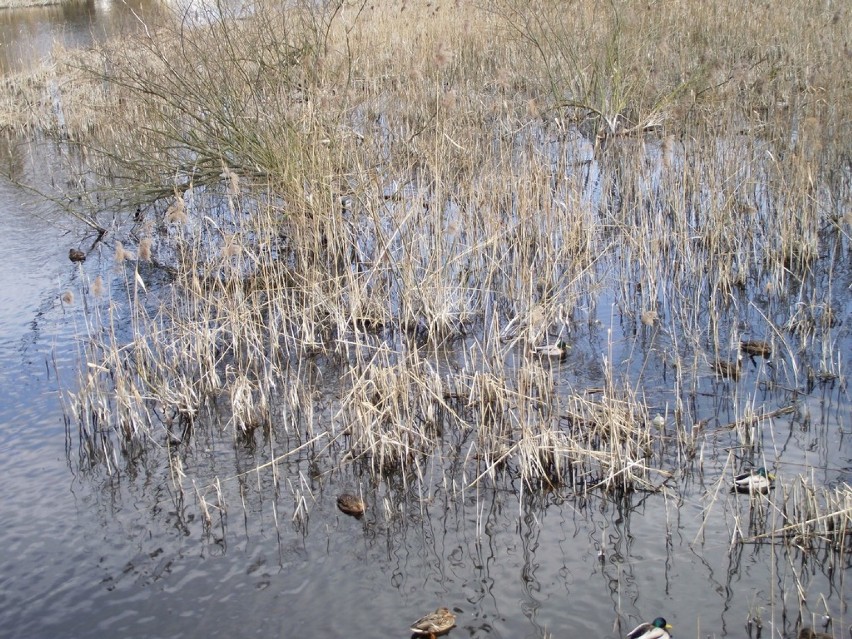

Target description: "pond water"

left=0, top=6, right=850, bottom=639
left=2, top=148, right=849, bottom=639
left=0, top=0, right=163, bottom=74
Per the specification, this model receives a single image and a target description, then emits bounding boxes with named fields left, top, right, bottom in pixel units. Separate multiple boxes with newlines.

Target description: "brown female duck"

left=740, top=340, right=772, bottom=358
left=336, top=493, right=366, bottom=517
left=410, top=607, right=456, bottom=638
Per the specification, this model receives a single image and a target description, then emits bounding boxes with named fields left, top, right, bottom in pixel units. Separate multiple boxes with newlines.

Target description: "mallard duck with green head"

left=532, top=340, right=570, bottom=358
left=336, top=493, right=366, bottom=517
left=627, top=617, right=673, bottom=639
left=731, top=467, right=775, bottom=494
left=410, top=607, right=456, bottom=638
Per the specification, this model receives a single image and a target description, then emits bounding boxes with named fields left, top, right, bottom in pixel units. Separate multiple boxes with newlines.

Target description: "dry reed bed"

left=35, top=0, right=849, bottom=534
left=709, top=474, right=852, bottom=567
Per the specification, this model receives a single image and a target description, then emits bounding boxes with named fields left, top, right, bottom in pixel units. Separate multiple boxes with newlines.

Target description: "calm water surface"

left=1, top=155, right=847, bottom=638
left=0, top=6, right=849, bottom=639
left=0, top=0, right=163, bottom=74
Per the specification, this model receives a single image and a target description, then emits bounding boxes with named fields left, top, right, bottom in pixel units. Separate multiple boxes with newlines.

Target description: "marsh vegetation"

left=2, top=0, right=849, bottom=636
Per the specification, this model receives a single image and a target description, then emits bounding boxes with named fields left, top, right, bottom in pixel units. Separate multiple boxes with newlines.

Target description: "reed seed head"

left=641, top=309, right=658, bottom=326
left=165, top=196, right=187, bottom=225
left=114, top=241, right=134, bottom=263
left=91, top=275, right=104, bottom=297
left=221, top=166, right=241, bottom=196
left=434, top=42, right=453, bottom=69
left=138, top=237, right=152, bottom=262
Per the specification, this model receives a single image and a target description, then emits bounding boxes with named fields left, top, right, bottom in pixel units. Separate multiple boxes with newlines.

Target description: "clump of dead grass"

left=39, top=0, right=848, bottom=538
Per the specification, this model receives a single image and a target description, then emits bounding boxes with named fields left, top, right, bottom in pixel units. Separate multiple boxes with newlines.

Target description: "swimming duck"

left=69, top=248, right=86, bottom=262
left=731, top=467, right=775, bottom=494
left=798, top=628, right=832, bottom=639
left=627, top=617, right=673, bottom=639
left=713, top=352, right=742, bottom=379
left=336, top=493, right=366, bottom=517
left=532, top=341, right=570, bottom=358
left=740, top=340, right=771, bottom=358
left=410, top=607, right=456, bottom=638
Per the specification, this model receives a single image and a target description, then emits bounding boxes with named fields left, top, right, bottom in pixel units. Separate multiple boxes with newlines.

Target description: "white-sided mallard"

left=410, top=607, right=456, bottom=638
left=532, top=341, right=570, bottom=358
left=740, top=340, right=772, bottom=358
left=69, top=248, right=86, bottom=263
left=336, top=493, right=366, bottom=517
left=731, top=467, right=775, bottom=494
left=627, top=617, right=673, bottom=639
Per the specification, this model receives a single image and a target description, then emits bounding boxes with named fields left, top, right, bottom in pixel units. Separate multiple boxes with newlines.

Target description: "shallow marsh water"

left=0, top=0, right=165, bottom=74
left=1, top=156, right=848, bottom=638
left=1, top=7, right=851, bottom=639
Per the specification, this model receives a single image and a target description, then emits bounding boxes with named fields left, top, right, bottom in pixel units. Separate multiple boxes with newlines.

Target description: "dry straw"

left=18, top=0, right=845, bottom=537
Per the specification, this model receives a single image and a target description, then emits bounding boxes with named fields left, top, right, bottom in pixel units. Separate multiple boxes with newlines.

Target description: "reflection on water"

left=0, top=207, right=845, bottom=638
left=0, top=203, right=847, bottom=639
left=0, top=0, right=163, bottom=75
left=0, top=5, right=849, bottom=639
left=1, top=153, right=847, bottom=638
left=14, top=433, right=841, bottom=639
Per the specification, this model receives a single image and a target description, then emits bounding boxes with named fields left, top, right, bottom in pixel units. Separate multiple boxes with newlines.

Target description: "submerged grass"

left=6, top=0, right=846, bottom=561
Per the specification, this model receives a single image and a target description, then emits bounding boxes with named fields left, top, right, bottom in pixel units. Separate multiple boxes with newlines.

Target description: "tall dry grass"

left=6, top=0, right=844, bottom=532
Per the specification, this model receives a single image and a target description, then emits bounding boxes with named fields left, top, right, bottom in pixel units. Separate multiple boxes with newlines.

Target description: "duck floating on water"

left=731, top=467, right=775, bottom=494
left=410, top=607, right=456, bottom=638
left=627, top=617, right=673, bottom=639
left=798, top=628, right=832, bottom=639
left=69, top=248, right=86, bottom=262
left=713, top=352, right=742, bottom=379
left=532, top=341, right=570, bottom=358
left=740, top=340, right=772, bottom=358
left=336, top=493, right=366, bottom=517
